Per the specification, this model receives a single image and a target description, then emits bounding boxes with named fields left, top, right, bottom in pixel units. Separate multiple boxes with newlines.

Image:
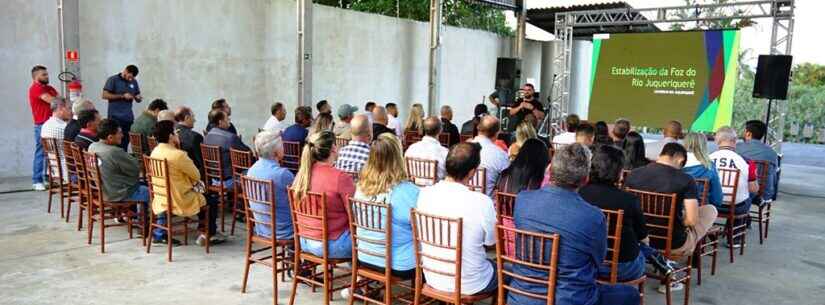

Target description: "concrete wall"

left=0, top=0, right=543, bottom=178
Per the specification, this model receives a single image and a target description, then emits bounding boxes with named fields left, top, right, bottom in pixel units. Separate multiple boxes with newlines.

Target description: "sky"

left=507, top=0, right=821, bottom=66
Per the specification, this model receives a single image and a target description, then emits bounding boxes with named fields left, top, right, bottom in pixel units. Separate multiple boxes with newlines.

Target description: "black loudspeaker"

left=495, top=57, right=521, bottom=96
left=753, top=55, right=793, bottom=100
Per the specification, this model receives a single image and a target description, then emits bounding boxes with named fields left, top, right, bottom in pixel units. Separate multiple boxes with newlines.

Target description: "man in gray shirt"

left=88, top=119, right=149, bottom=204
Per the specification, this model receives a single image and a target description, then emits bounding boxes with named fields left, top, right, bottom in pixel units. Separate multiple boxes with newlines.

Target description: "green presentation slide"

left=588, top=30, right=740, bottom=132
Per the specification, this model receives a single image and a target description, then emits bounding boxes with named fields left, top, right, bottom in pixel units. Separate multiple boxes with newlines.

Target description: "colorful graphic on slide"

left=588, top=30, right=740, bottom=132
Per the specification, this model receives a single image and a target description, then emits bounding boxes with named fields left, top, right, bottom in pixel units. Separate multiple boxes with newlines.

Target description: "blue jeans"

left=595, top=283, right=640, bottom=305
left=300, top=230, right=352, bottom=259
left=153, top=195, right=219, bottom=240
left=598, top=251, right=646, bottom=282
left=126, top=185, right=150, bottom=203
left=33, top=124, right=44, bottom=183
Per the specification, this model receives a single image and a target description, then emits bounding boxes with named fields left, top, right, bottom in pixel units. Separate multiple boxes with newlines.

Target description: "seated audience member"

left=461, top=104, right=488, bottom=135
left=736, top=120, right=779, bottom=202
left=497, top=138, right=548, bottom=193
left=75, top=109, right=101, bottom=151
left=353, top=133, right=420, bottom=279
left=576, top=122, right=596, bottom=147
left=612, top=118, right=631, bottom=147
left=508, top=122, right=537, bottom=161
left=440, top=105, right=461, bottom=147
left=405, top=117, right=449, bottom=180
left=594, top=121, right=613, bottom=146
left=174, top=106, right=204, bottom=173
left=472, top=115, right=510, bottom=197
left=645, top=120, right=682, bottom=160
left=316, top=99, right=332, bottom=116
left=371, top=106, right=395, bottom=138
left=512, top=144, right=640, bottom=305
left=682, top=133, right=723, bottom=207
left=579, top=145, right=676, bottom=282
left=624, top=143, right=718, bottom=261
left=622, top=131, right=649, bottom=170
left=386, top=102, right=403, bottom=137
left=335, top=115, right=373, bottom=173
left=204, top=110, right=251, bottom=187
left=710, top=126, right=759, bottom=247
left=404, top=103, right=425, bottom=135
left=364, top=101, right=376, bottom=124
left=283, top=106, right=313, bottom=145
left=246, top=130, right=296, bottom=240
left=262, top=102, right=288, bottom=133
left=41, top=98, right=72, bottom=174
left=552, top=114, right=580, bottom=145
left=88, top=119, right=150, bottom=207
left=206, top=98, right=238, bottom=134
left=131, top=98, right=169, bottom=137
left=64, top=98, right=95, bottom=141
left=333, top=103, right=358, bottom=140
left=308, top=112, right=334, bottom=138
left=293, top=131, right=355, bottom=258
left=150, top=121, right=223, bottom=245
left=416, top=142, right=498, bottom=295
left=157, top=109, right=175, bottom=122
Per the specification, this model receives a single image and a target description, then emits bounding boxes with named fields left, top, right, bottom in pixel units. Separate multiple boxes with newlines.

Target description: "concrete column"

left=513, top=1, right=526, bottom=59
left=427, top=0, right=442, bottom=115
left=297, top=0, right=313, bottom=107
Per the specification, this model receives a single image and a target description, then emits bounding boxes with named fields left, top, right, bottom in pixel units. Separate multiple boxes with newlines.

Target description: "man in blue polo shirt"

left=102, top=65, right=142, bottom=150
left=736, top=120, right=779, bottom=202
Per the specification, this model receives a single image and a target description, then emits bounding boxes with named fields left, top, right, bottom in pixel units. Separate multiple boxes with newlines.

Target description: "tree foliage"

left=314, top=0, right=513, bottom=36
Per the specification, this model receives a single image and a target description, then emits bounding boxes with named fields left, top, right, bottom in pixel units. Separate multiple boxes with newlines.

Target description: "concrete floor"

left=2, top=166, right=825, bottom=305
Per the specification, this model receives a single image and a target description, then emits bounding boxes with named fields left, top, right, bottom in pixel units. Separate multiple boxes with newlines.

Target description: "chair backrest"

left=717, top=168, right=740, bottom=217
left=82, top=151, right=105, bottom=205
left=335, top=137, right=350, bottom=149
left=495, top=191, right=517, bottom=225
left=460, top=134, right=473, bottom=143
left=282, top=141, right=303, bottom=172
left=438, top=133, right=450, bottom=148
left=288, top=189, right=330, bottom=255
left=626, top=188, right=678, bottom=257
left=129, top=132, right=146, bottom=156
left=42, top=137, right=63, bottom=181
left=600, top=209, right=625, bottom=284
left=346, top=197, right=393, bottom=278
left=495, top=225, right=560, bottom=305
left=751, top=160, right=770, bottom=198
left=200, top=144, right=224, bottom=183
left=240, top=175, right=277, bottom=241
left=405, top=157, right=438, bottom=187
left=143, top=156, right=174, bottom=217
left=70, top=143, right=88, bottom=195
left=147, top=136, right=159, bottom=152
left=62, top=140, right=78, bottom=179
left=404, top=130, right=422, bottom=148
left=230, top=148, right=254, bottom=181
left=410, top=209, right=464, bottom=301
left=694, top=178, right=710, bottom=206
left=465, top=167, right=487, bottom=194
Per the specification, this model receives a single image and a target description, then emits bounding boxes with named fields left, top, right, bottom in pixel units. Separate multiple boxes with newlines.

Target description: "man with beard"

left=28, top=65, right=59, bottom=191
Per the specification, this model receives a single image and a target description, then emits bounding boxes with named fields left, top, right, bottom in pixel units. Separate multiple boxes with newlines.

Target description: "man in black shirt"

left=371, top=106, right=395, bottom=139
left=507, top=83, right=545, bottom=130
left=579, top=145, right=675, bottom=280
left=461, top=104, right=488, bottom=136
left=624, top=143, right=717, bottom=259
left=174, top=106, right=204, bottom=173
left=64, top=99, right=95, bottom=141
left=439, top=105, right=460, bottom=147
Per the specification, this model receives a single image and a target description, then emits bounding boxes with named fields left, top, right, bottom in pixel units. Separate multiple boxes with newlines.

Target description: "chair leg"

left=323, top=262, right=331, bottom=305
left=683, top=269, right=691, bottom=305
left=757, top=206, right=764, bottom=245
left=99, top=205, right=106, bottom=253
left=167, top=221, right=173, bottom=262
left=665, top=277, right=673, bottom=305
left=65, top=185, right=73, bottom=223
left=727, top=225, right=735, bottom=264
left=764, top=203, right=771, bottom=239
left=711, top=235, right=718, bottom=276
left=219, top=191, right=226, bottom=233
left=288, top=256, right=301, bottom=305
left=230, top=191, right=238, bottom=236
left=47, top=186, right=54, bottom=214
left=87, top=204, right=94, bottom=245
left=59, top=184, right=66, bottom=219
left=146, top=213, right=155, bottom=254
left=638, top=280, right=645, bottom=305
left=695, top=251, right=702, bottom=286
left=77, top=200, right=84, bottom=231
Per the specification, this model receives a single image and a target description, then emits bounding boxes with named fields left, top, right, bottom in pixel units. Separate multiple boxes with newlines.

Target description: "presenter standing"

left=102, top=65, right=142, bottom=150
left=508, top=83, right=545, bottom=129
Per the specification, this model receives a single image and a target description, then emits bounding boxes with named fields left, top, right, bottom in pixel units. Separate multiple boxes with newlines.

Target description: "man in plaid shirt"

left=40, top=98, right=73, bottom=180
left=335, top=114, right=372, bottom=173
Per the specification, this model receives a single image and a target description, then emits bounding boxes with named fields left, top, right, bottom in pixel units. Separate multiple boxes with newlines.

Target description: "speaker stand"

left=764, top=98, right=774, bottom=144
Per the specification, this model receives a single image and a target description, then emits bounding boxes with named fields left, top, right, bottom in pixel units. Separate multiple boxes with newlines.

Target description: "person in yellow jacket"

left=149, top=120, right=225, bottom=246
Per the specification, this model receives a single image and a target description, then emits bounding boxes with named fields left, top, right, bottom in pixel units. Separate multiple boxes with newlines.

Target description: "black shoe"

left=152, top=237, right=182, bottom=247
left=648, top=253, right=675, bottom=277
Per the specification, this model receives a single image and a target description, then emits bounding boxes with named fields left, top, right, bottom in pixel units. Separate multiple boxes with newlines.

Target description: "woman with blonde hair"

left=292, top=130, right=355, bottom=258
left=508, top=121, right=538, bottom=160
left=404, top=103, right=425, bottom=134
left=350, top=133, right=420, bottom=279
left=307, top=112, right=335, bottom=139
left=682, top=132, right=723, bottom=207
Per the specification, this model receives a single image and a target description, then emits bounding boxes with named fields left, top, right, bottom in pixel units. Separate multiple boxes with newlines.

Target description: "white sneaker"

left=340, top=288, right=351, bottom=300
left=657, top=282, right=684, bottom=294
left=33, top=183, right=46, bottom=191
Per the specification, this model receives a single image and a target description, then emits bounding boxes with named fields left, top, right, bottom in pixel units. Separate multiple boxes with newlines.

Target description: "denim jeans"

left=300, top=230, right=352, bottom=259
left=595, top=283, right=640, bottom=305
left=153, top=197, right=218, bottom=240
left=598, top=251, right=646, bottom=282
left=33, top=124, right=44, bottom=184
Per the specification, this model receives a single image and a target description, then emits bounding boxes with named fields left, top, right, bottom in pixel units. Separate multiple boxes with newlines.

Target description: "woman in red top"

left=292, top=130, right=355, bottom=258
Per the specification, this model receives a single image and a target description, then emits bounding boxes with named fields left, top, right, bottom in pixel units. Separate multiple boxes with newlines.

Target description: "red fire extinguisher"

left=68, top=80, right=82, bottom=102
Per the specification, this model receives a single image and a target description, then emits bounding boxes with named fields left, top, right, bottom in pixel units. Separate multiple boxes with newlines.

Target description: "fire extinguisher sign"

left=66, top=50, right=79, bottom=62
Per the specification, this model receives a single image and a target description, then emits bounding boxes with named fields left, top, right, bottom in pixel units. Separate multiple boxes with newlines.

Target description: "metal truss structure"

left=550, top=0, right=795, bottom=152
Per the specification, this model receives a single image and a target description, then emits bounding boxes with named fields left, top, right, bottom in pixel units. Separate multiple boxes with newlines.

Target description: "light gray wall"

left=0, top=0, right=543, bottom=178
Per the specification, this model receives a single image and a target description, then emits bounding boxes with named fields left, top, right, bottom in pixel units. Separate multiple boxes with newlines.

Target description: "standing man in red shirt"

left=28, top=65, right=59, bottom=191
